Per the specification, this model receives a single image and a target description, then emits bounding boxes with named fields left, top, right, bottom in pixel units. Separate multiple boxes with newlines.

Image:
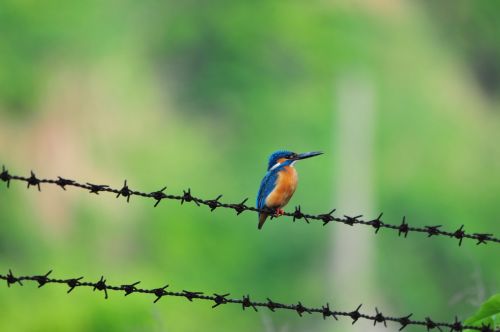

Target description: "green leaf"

left=464, top=294, right=500, bottom=331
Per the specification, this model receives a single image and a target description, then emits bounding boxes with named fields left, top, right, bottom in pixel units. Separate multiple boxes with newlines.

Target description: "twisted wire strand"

left=0, top=270, right=496, bottom=332
left=0, top=166, right=498, bottom=246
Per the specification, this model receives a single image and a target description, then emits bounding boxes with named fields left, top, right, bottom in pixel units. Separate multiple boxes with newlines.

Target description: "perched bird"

left=256, top=150, right=323, bottom=229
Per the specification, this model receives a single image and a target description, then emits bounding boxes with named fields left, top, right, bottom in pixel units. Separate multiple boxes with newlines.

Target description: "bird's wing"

left=256, top=170, right=278, bottom=210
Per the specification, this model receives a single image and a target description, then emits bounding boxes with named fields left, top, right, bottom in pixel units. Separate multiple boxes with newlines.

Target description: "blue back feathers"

left=256, top=170, right=277, bottom=210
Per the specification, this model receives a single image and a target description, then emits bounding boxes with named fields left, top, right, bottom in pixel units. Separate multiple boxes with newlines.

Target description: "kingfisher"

left=256, top=150, right=323, bottom=229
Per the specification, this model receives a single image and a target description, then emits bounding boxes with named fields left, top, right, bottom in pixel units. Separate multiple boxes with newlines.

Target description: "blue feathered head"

left=266, top=150, right=323, bottom=170
left=267, top=150, right=296, bottom=170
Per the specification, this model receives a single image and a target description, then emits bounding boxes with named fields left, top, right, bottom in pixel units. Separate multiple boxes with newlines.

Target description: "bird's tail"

left=258, top=213, right=268, bottom=230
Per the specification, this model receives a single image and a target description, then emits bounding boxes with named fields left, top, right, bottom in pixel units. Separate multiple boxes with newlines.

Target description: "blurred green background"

left=0, top=0, right=499, bottom=331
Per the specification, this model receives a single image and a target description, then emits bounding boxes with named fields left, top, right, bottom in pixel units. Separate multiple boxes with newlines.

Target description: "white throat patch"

left=269, top=162, right=281, bottom=171
left=270, top=161, right=295, bottom=171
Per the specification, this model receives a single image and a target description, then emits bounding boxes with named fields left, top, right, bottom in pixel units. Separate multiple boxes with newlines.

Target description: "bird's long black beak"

left=295, top=151, right=323, bottom=160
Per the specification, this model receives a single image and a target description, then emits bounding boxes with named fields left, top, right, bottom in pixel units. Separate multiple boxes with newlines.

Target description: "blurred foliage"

left=464, top=294, right=500, bottom=331
left=0, top=0, right=499, bottom=331
left=424, top=0, right=500, bottom=99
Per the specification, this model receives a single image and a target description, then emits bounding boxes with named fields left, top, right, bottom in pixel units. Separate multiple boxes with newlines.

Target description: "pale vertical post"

left=328, top=73, right=388, bottom=331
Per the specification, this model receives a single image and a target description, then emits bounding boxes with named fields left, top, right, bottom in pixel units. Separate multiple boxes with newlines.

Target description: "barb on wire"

left=0, top=166, right=498, bottom=246
left=0, top=270, right=496, bottom=332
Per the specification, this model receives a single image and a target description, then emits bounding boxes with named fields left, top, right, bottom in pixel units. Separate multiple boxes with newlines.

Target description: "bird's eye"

left=290, top=153, right=297, bottom=159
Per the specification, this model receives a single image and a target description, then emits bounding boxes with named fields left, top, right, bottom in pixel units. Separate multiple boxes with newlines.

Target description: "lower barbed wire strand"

left=0, top=270, right=496, bottom=332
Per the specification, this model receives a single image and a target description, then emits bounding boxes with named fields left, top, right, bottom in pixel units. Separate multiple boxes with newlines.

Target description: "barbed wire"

left=0, top=166, right=498, bottom=246
left=1, top=270, right=496, bottom=332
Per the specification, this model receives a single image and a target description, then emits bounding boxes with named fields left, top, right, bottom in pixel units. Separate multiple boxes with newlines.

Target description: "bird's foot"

left=274, top=208, right=285, bottom=217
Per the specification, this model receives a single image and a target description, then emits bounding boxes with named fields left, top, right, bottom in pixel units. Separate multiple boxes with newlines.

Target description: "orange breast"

left=265, top=166, right=298, bottom=208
